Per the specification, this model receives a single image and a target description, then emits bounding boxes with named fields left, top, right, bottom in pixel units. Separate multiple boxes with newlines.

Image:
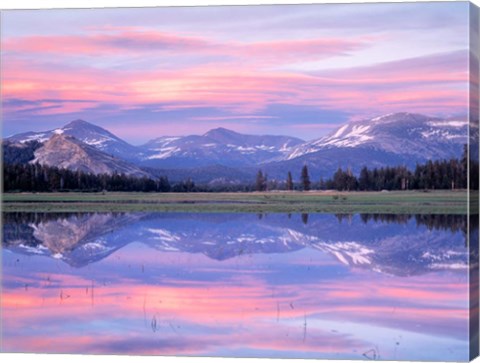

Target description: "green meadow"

left=2, top=190, right=474, bottom=214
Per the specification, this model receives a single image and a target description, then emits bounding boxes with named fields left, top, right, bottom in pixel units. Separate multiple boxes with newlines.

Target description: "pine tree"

left=255, top=170, right=266, bottom=192
left=286, top=171, right=294, bottom=191
left=358, top=166, right=370, bottom=191
left=333, top=167, right=346, bottom=191
left=185, top=178, right=195, bottom=192
left=345, top=167, right=357, bottom=191
left=461, top=144, right=468, bottom=189
left=319, top=177, right=326, bottom=190
left=300, top=165, right=311, bottom=191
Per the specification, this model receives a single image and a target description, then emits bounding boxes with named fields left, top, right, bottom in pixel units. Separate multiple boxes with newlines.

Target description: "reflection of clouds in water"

left=1, top=212, right=470, bottom=360
left=2, top=274, right=367, bottom=356
left=2, top=254, right=468, bottom=359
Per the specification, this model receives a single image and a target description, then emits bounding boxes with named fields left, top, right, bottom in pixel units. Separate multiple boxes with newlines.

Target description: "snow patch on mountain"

left=19, top=133, right=50, bottom=143
left=147, top=147, right=181, bottom=160
left=148, top=228, right=181, bottom=242
left=17, top=243, right=49, bottom=255
left=428, top=120, right=468, bottom=127
left=284, top=112, right=467, bottom=162
left=140, top=128, right=304, bottom=167
left=371, top=113, right=396, bottom=122
left=421, top=129, right=464, bottom=140
left=83, top=137, right=114, bottom=148
left=314, top=241, right=374, bottom=265
left=429, top=262, right=468, bottom=270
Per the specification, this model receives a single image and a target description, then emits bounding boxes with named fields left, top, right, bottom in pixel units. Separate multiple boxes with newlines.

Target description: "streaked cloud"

left=0, top=2, right=470, bottom=142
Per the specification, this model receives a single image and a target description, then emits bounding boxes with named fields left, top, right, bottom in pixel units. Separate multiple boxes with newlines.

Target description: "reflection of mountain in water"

left=2, top=212, right=470, bottom=276
left=3, top=212, right=145, bottom=267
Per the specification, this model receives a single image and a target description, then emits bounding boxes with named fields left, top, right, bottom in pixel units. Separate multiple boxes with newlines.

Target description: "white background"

left=0, top=1, right=479, bottom=363
left=1, top=0, right=475, bottom=10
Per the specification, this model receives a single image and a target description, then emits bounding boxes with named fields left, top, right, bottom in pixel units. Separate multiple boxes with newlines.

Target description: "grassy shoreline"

left=1, top=190, right=474, bottom=214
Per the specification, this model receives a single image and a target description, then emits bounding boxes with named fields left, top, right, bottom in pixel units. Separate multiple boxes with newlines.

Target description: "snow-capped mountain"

left=6, top=121, right=304, bottom=170
left=32, top=134, right=151, bottom=177
left=6, top=119, right=143, bottom=162
left=260, top=112, right=468, bottom=179
left=140, top=127, right=304, bottom=168
left=286, top=113, right=467, bottom=161
left=4, top=112, right=469, bottom=182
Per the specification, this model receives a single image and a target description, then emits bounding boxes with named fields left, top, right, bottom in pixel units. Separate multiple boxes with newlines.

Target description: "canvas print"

left=1, top=1, right=479, bottom=361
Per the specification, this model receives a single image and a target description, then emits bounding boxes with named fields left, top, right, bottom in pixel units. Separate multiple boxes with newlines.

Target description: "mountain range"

left=4, top=112, right=468, bottom=183
left=141, top=127, right=304, bottom=169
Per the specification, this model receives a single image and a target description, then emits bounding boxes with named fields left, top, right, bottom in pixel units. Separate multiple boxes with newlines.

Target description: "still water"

left=1, top=212, right=471, bottom=360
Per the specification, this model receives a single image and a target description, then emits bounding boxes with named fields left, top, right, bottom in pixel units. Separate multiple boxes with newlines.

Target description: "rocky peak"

left=31, top=134, right=151, bottom=177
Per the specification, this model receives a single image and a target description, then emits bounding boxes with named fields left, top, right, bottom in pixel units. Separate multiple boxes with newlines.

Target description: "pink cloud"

left=4, top=27, right=368, bottom=66
left=2, top=26, right=468, bottom=122
left=238, top=37, right=369, bottom=64
left=190, top=115, right=277, bottom=121
left=4, top=29, right=211, bottom=56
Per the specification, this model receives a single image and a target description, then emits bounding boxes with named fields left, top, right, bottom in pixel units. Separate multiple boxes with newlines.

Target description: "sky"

left=0, top=2, right=471, bottom=144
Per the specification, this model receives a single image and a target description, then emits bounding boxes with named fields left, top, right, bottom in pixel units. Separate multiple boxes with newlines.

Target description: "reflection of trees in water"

left=301, top=213, right=309, bottom=225
left=336, top=213, right=411, bottom=226
left=2, top=212, right=126, bottom=225
left=334, top=214, right=354, bottom=224
left=471, top=214, right=480, bottom=231
left=414, top=214, right=470, bottom=234
left=469, top=214, right=479, bottom=269
left=3, top=211, right=475, bottom=244
left=335, top=213, right=470, bottom=234
left=359, top=213, right=411, bottom=226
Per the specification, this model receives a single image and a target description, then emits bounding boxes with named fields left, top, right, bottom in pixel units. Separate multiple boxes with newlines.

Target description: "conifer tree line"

left=320, top=147, right=475, bottom=191
left=3, top=142, right=477, bottom=192
left=3, top=163, right=173, bottom=192
left=255, top=146, right=476, bottom=192
left=274, top=159, right=469, bottom=192
left=255, top=170, right=268, bottom=192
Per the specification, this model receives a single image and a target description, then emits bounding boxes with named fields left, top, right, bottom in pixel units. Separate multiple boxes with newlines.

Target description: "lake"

left=1, top=212, right=472, bottom=360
